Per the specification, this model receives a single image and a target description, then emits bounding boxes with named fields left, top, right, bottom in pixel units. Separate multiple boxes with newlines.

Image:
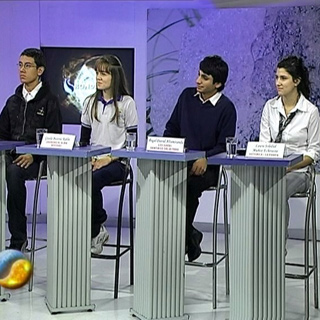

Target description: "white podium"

left=207, top=153, right=303, bottom=319
left=17, top=144, right=110, bottom=314
left=112, top=148, right=205, bottom=320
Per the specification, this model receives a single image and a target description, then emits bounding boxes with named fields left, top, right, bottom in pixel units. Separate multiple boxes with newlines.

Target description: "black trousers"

left=6, top=153, right=39, bottom=247
left=92, top=160, right=126, bottom=238
left=186, top=164, right=220, bottom=246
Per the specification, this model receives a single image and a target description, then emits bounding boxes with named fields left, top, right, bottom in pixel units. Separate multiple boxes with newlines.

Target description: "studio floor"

left=1, top=224, right=320, bottom=320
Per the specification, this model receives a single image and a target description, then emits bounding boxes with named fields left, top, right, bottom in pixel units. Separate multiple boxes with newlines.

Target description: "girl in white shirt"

left=259, top=56, right=320, bottom=246
left=80, top=55, right=138, bottom=254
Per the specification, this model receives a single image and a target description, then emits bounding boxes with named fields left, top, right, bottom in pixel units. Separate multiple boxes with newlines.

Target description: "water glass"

left=126, top=132, right=136, bottom=151
left=226, top=137, right=238, bottom=158
left=36, top=128, right=48, bottom=148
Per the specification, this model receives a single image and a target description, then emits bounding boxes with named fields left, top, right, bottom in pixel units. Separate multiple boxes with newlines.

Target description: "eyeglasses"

left=17, top=62, right=37, bottom=70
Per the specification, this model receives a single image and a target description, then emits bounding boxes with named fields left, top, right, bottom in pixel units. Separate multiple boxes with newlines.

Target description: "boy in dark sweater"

left=164, top=55, right=237, bottom=262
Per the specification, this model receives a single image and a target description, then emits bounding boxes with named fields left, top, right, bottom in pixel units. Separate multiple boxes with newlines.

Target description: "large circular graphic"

left=0, top=249, right=32, bottom=289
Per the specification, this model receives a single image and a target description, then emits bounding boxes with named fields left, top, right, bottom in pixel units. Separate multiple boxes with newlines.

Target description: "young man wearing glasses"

left=0, top=48, right=62, bottom=251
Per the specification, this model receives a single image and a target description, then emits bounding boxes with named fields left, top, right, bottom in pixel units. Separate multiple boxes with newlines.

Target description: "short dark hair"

left=20, top=48, right=46, bottom=69
left=199, top=55, right=229, bottom=91
left=277, top=56, right=310, bottom=99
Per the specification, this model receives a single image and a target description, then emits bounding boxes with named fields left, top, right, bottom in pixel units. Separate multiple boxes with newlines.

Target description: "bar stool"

left=185, top=165, right=230, bottom=309
left=5, top=160, right=47, bottom=291
left=28, top=160, right=47, bottom=291
left=285, top=165, right=319, bottom=319
left=91, top=159, right=134, bottom=299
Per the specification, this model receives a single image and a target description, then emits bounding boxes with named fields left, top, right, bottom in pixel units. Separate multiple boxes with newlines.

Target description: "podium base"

left=45, top=298, right=96, bottom=314
left=0, top=292, right=11, bottom=302
left=130, top=308, right=190, bottom=320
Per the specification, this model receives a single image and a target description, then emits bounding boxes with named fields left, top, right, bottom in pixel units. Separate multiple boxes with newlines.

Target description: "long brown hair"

left=85, top=55, right=130, bottom=124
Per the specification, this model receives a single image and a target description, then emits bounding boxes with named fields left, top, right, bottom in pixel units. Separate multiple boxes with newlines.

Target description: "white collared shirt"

left=260, top=94, right=320, bottom=170
left=195, top=91, right=222, bottom=106
left=81, top=95, right=138, bottom=150
left=22, top=82, right=42, bottom=102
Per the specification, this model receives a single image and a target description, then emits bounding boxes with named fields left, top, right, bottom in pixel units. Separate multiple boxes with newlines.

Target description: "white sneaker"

left=91, top=225, right=109, bottom=254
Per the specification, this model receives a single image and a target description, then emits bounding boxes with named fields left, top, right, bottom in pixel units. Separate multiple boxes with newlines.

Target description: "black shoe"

left=187, top=244, right=201, bottom=262
left=187, top=229, right=203, bottom=262
left=9, top=240, right=28, bottom=252
left=193, top=228, right=203, bottom=244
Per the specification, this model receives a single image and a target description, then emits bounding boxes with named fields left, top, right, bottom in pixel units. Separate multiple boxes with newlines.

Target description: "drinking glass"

left=226, top=137, right=238, bottom=158
left=36, top=128, right=48, bottom=148
left=125, top=132, right=136, bottom=151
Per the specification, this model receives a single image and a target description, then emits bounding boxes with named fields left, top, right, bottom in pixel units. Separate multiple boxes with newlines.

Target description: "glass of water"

left=226, top=137, right=238, bottom=158
left=126, top=132, right=136, bottom=151
left=36, top=128, right=48, bottom=148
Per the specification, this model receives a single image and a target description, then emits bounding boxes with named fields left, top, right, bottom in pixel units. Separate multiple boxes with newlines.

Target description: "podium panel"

left=45, top=156, right=95, bottom=313
left=132, top=159, right=188, bottom=320
left=111, top=148, right=205, bottom=320
left=207, top=153, right=302, bottom=319
left=230, top=166, right=286, bottom=319
left=14, top=144, right=111, bottom=313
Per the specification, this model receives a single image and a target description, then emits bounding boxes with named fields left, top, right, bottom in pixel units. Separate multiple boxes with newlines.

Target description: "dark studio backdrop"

left=41, top=47, right=135, bottom=124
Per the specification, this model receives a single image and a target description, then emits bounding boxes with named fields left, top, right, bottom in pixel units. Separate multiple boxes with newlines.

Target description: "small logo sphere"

left=0, top=249, right=33, bottom=289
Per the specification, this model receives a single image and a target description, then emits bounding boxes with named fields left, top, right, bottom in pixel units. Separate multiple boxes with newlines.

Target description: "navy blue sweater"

left=164, top=88, right=237, bottom=158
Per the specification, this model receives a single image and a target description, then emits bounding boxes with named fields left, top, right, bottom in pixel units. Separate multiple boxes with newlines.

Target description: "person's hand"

left=92, top=156, right=112, bottom=171
left=13, top=154, right=34, bottom=169
left=190, top=158, right=207, bottom=176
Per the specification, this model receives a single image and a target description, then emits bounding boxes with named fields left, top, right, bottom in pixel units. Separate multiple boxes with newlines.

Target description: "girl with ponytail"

left=259, top=55, right=320, bottom=251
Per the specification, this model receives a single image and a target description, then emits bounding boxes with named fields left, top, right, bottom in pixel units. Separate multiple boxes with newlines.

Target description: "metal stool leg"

left=223, top=175, right=230, bottom=296
left=285, top=165, right=318, bottom=318
left=129, top=171, right=134, bottom=286
left=91, top=161, right=134, bottom=298
left=212, top=166, right=223, bottom=309
left=28, top=160, right=45, bottom=292
left=114, top=173, right=127, bottom=299
left=304, top=201, right=310, bottom=319
left=185, top=166, right=229, bottom=309
left=312, top=189, right=318, bottom=309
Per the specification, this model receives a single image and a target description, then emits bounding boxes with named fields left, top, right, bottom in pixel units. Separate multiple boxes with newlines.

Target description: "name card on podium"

left=146, top=136, right=185, bottom=153
left=246, top=141, right=285, bottom=158
left=41, top=133, right=76, bottom=150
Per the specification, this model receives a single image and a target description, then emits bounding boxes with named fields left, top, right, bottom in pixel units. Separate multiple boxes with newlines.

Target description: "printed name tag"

left=146, top=136, right=185, bottom=153
left=246, top=141, right=285, bottom=158
left=41, top=133, right=76, bottom=150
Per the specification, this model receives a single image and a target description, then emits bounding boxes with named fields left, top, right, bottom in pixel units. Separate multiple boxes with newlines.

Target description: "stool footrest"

left=285, top=262, right=316, bottom=279
left=185, top=252, right=228, bottom=267
left=91, top=246, right=131, bottom=260
left=26, top=245, right=47, bottom=253
left=28, top=236, right=47, bottom=242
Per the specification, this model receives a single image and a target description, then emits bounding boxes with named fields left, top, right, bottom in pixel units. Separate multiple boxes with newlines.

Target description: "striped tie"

left=274, top=111, right=296, bottom=143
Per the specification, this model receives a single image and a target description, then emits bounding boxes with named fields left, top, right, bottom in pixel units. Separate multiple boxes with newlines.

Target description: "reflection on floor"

left=1, top=224, right=320, bottom=320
